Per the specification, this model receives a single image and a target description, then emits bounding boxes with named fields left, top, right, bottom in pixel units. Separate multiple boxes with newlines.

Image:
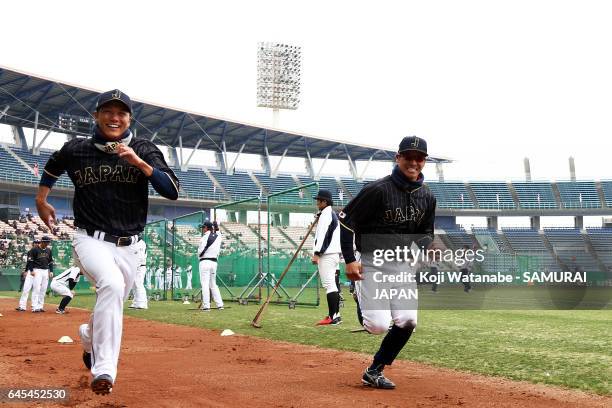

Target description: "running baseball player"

left=16, top=239, right=39, bottom=311
left=198, top=221, right=223, bottom=311
left=312, top=189, right=342, bottom=325
left=340, top=136, right=436, bottom=389
left=36, top=89, right=179, bottom=395
left=50, top=265, right=82, bottom=314
left=28, top=236, right=54, bottom=312
left=129, top=239, right=148, bottom=309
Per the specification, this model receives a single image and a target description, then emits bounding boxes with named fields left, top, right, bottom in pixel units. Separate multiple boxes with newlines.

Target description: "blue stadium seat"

left=469, top=182, right=515, bottom=209
left=511, top=182, right=558, bottom=209
left=426, top=182, right=474, bottom=209
left=556, top=181, right=601, bottom=209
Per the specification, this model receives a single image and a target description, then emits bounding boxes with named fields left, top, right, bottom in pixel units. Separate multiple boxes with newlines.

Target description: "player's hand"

left=345, top=261, right=363, bottom=281
left=311, top=255, right=320, bottom=265
left=116, top=144, right=141, bottom=165
left=36, top=200, right=57, bottom=230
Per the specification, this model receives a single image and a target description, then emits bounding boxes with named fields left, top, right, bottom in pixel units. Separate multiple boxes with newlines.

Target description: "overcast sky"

left=2, top=0, right=612, bottom=182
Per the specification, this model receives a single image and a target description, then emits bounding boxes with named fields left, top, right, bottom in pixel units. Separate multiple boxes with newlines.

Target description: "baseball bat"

left=251, top=215, right=319, bottom=328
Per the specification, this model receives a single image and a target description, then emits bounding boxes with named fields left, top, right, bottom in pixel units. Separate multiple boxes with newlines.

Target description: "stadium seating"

left=210, top=170, right=260, bottom=201
left=585, top=228, right=612, bottom=268
left=556, top=181, right=601, bottom=209
left=10, top=146, right=72, bottom=188
left=340, top=177, right=366, bottom=198
left=469, top=182, right=515, bottom=209
left=425, top=182, right=474, bottom=209
left=511, top=182, right=558, bottom=209
left=444, top=228, right=475, bottom=248
left=599, top=181, right=612, bottom=207
left=544, top=228, right=600, bottom=272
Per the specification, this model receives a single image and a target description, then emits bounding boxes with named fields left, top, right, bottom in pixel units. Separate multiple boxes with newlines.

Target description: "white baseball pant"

left=199, top=260, right=223, bottom=309
left=18, top=272, right=34, bottom=310
left=50, top=280, right=72, bottom=298
left=354, top=264, right=418, bottom=335
left=130, top=265, right=148, bottom=308
left=173, top=272, right=182, bottom=290
left=318, top=253, right=340, bottom=294
left=185, top=270, right=193, bottom=290
left=30, top=268, right=49, bottom=311
left=73, top=230, right=139, bottom=383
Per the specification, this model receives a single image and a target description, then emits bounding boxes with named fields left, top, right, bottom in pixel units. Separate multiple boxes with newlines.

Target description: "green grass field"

left=2, top=287, right=610, bottom=395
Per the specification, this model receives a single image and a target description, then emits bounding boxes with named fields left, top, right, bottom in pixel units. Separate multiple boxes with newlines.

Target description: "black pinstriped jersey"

left=26, top=247, right=53, bottom=271
left=339, top=175, right=436, bottom=264
left=43, top=137, right=179, bottom=236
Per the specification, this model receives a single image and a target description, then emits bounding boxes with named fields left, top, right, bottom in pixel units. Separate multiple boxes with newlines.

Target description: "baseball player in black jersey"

left=340, top=136, right=436, bottom=389
left=36, top=89, right=179, bottom=396
left=27, top=236, right=54, bottom=312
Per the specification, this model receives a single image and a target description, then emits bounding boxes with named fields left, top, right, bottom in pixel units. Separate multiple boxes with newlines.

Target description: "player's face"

left=396, top=151, right=426, bottom=181
left=316, top=198, right=327, bottom=210
left=94, top=101, right=131, bottom=140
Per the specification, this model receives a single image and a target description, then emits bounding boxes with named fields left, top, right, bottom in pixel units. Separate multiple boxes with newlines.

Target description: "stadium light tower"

left=257, top=42, right=302, bottom=127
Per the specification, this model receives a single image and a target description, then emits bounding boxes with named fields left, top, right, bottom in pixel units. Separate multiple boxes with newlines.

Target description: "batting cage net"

left=265, top=182, right=321, bottom=307
left=213, top=197, right=262, bottom=304
left=170, top=211, right=207, bottom=301
left=143, top=219, right=170, bottom=301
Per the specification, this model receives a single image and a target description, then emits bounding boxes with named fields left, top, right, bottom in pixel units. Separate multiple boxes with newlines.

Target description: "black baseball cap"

left=398, top=136, right=428, bottom=156
left=200, top=221, right=214, bottom=229
left=95, top=89, right=132, bottom=114
left=314, top=189, right=333, bottom=205
left=40, top=236, right=52, bottom=243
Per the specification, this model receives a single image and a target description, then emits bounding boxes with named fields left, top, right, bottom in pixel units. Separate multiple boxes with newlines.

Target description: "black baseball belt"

left=86, top=229, right=141, bottom=247
left=199, top=257, right=218, bottom=262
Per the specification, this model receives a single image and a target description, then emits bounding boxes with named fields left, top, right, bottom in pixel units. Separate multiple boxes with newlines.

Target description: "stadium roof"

left=0, top=66, right=450, bottom=163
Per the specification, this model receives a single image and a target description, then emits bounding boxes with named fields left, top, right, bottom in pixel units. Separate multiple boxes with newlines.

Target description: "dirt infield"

left=0, top=299, right=609, bottom=408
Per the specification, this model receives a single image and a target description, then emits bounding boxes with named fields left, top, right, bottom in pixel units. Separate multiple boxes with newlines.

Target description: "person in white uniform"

left=50, top=265, right=82, bottom=314
left=311, top=189, right=342, bottom=326
left=16, top=239, right=39, bottom=312
left=129, top=239, right=148, bottom=309
left=197, top=221, right=223, bottom=311
left=184, top=264, right=193, bottom=290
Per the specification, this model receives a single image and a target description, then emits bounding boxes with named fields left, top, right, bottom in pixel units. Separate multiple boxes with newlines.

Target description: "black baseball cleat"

left=362, top=368, right=396, bottom=389
left=91, top=374, right=113, bottom=395
left=82, top=351, right=92, bottom=370
left=15, top=307, right=25, bottom=311
left=331, top=316, right=342, bottom=325
left=55, top=308, right=65, bottom=314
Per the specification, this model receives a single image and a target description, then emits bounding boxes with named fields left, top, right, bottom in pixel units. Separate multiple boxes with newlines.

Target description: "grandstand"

left=0, top=65, right=611, bottom=282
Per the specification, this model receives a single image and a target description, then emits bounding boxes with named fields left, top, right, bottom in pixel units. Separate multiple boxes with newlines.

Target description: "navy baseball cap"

left=40, top=236, right=52, bottom=243
left=200, top=221, right=214, bottom=229
left=314, top=189, right=333, bottom=205
left=398, top=136, right=428, bottom=156
left=95, top=89, right=132, bottom=114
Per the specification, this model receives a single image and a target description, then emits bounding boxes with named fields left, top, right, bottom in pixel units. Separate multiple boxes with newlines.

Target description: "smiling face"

left=395, top=150, right=427, bottom=181
left=94, top=100, right=131, bottom=140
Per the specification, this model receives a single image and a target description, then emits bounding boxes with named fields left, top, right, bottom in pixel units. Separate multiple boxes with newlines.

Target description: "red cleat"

left=316, top=316, right=333, bottom=325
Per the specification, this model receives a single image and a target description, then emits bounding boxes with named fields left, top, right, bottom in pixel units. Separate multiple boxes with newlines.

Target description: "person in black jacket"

left=340, top=136, right=436, bottom=390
